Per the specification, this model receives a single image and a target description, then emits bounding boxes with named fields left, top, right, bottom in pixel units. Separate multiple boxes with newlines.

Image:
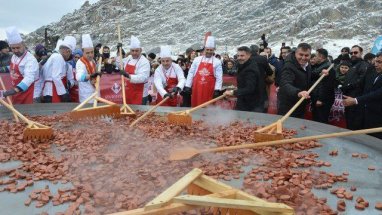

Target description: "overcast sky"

left=0, top=0, right=100, bottom=40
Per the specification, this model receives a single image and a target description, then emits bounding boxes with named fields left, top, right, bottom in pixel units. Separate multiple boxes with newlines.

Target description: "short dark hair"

left=376, top=52, right=382, bottom=58
left=341, top=47, right=350, bottom=53
left=103, top=46, right=110, bottom=50
left=364, top=53, right=376, bottom=61
left=316, top=48, right=328, bottom=58
left=148, top=53, right=156, bottom=59
left=250, top=45, right=259, bottom=54
left=297, top=43, right=312, bottom=51
left=281, top=46, right=291, bottom=52
left=351, top=45, right=363, bottom=53
left=237, top=46, right=251, bottom=54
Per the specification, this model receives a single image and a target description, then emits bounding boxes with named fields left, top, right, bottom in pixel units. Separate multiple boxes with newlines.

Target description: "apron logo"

left=198, top=68, right=210, bottom=84
left=111, top=82, right=121, bottom=94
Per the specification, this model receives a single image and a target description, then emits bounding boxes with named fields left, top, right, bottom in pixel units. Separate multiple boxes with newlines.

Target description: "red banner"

left=99, top=74, right=125, bottom=104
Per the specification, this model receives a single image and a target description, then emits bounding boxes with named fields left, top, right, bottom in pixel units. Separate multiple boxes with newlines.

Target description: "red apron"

left=42, top=77, right=67, bottom=103
left=156, top=66, right=178, bottom=107
left=124, top=58, right=144, bottom=105
left=9, top=52, right=34, bottom=104
left=191, top=57, right=216, bottom=107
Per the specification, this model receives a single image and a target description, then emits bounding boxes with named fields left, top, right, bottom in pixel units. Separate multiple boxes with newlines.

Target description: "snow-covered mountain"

left=24, top=0, right=382, bottom=56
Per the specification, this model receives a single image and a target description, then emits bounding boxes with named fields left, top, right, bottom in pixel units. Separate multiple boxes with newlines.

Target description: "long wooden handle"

left=0, top=98, right=31, bottom=125
left=129, top=97, right=170, bottom=128
left=93, top=47, right=104, bottom=108
left=117, top=25, right=129, bottom=106
left=279, top=64, right=334, bottom=123
left=202, top=127, right=382, bottom=154
left=0, top=76, right=19, bottom=122
left=187, top=94, right=226, bottom=114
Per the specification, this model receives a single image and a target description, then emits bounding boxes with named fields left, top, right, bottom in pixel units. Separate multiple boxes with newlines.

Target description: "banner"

left=328, top=89, right=347, bottom=128
left=371, top=36, right=382, bottom=54
left=99, top=74, right=124, bottom=104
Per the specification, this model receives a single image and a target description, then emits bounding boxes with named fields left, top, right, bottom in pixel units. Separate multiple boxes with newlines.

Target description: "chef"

left=119, top=36, right=150, bottom=105
left=41, top=36, right=75, bottom=103
left=2, top=26, right=39, bottom=104
left=184, top=36, right=223, bottom=107
left=153, top=46, right=185, bottom=106
left=76, top=34, right=100, bottom=103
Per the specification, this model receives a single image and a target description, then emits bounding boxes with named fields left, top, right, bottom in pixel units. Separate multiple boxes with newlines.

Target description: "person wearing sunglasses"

left=343, top=52, right=382, bottom=139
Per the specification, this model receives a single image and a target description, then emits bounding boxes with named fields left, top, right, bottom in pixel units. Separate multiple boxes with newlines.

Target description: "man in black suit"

left=224, top=46, right=261, bottom=112
left=343, top=52, right=382, bottom=139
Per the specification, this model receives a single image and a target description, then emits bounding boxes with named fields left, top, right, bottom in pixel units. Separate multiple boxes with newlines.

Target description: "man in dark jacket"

left=340, top=45, right=372, bottom=129
left=343, top=52, right=382, bottom=139
left=310, top=48, right=336, bottom=123
left=278, top=43, right=316, bottom=118
left=224, top=46, right=260, bottom=112
left=276, top=46, right=292, bottom=87
left=250, top=45, right=273, bottom=112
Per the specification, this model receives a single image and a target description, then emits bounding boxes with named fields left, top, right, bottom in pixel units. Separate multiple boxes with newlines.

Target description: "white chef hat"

left=64, top=36, right=76, bottom=51
left=54, top=39, right=64, bottom=52
left=130, top=36, right=141, bottom=49
left=81, top=34, right=93, bottom=49
left=205, top=36, right=215, bottom=49
left=5, top=26, right=23, bottom=45
left=160, top=46, right=172, bottom=58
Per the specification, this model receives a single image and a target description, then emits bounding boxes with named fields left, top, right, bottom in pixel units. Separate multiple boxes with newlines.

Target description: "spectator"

left=34, top=44, right=48, bottom=67
left=224, top=60, right=237, bottom=76
left=102, top=46, right=116, bottom=74
left=335, top=61, right=352, bottom=87
left=343, top=52, right=382, bottom=139
left=73, top=49, right=83, bottom=63
left=264, top=47, right=282, bottom=79
left=333, top=47, right=350, bottom=65
left=310, top=48, right=336, bottom=123
left=147, top=53, right=156, bottom=62
left=364, top=53, right=376, bottom=66
left=250, top=44, right=274, bottom=112
left=0, top=40, right=11, bottom=73
left=310, top=53, right=317, bottom=68
left=276, top=46, right=292, bottom=86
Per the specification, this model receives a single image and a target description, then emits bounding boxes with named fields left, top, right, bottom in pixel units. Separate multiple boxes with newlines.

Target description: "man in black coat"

left=250, top=45, right=273, bottom=112
left=277, top=43, right=313, bottom=118
left=224, top=46, right=261, bottom=112
left=310, top=48, right=336, bottom=123
left=343, top=52, right=382, bottom=139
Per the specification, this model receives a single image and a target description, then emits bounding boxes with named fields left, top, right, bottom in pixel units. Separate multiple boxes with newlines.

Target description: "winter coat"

left=277, top=52, right=314, bottom=118
left=233, top=58, right=261, bottom=111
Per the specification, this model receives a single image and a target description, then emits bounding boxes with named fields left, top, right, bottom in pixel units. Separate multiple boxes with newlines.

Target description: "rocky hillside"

left=24, top=0, right=382, bottom=55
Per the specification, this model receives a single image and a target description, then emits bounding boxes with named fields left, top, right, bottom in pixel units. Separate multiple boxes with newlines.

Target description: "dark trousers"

left=345, top=106, right=364, bottom=130
left=312, top=101, right=333, bottom=123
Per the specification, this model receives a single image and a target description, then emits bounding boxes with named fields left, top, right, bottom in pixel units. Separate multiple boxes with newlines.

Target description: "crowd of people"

left=1, top=26, right=382, bottom=138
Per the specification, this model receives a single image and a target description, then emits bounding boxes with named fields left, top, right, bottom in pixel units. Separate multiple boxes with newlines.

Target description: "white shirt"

left=41, top=53, right=74, bottom=96
left=154, top=63, right=185, bottom=97
left=185, top=56, right=223, bottom=90
left=76, top=58, right=97, bottom=103
left=120, top=55, right=151, bottom=97
left=11, top=52, right=39, bottom=94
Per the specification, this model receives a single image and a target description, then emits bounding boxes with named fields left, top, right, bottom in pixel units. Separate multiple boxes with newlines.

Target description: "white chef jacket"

left=119, top=55, right=151, bottom=97
left=11, top=52, right=39, bottom=94
left=76, top=58, right=97, bottom=103
left=154, top=63, right=185, bottom=97
left=41, top=53, right=74, bottom=96
left=185, top=56, right=223, bottom=90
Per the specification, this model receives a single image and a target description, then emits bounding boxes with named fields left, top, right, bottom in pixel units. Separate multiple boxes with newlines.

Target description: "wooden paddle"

left=169, top=127, right=382, bottom=161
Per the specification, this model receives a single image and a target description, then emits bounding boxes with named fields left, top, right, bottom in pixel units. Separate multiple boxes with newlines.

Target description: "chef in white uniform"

left=119, top=36, right=150, bottom=105
left=75, top=34, right=100, bottom=103
left=153, top=46, right=185, bottom=106
left=41, top=36, right=75, bottom=103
